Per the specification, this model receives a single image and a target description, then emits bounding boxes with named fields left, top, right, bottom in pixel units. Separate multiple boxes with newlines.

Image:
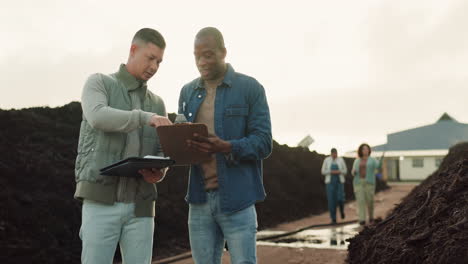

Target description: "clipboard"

left=156, top=123, right=212, bottom=165
left=100, top=156, right=175, bottom=177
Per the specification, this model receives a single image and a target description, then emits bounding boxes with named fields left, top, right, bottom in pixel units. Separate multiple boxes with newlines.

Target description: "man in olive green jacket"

left=74, top=28, right=172, bottom=264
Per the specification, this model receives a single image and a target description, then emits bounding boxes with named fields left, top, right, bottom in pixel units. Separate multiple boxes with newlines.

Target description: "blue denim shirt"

left=178, top=64, right=272, bottom=213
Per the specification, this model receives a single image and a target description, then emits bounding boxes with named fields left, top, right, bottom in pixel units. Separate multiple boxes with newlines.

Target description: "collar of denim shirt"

left=195, top=63, right=235, bottom=90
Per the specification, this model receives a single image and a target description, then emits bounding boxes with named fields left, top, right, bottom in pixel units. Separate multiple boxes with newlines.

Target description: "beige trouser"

left=353, top=181, right=375, bottom=223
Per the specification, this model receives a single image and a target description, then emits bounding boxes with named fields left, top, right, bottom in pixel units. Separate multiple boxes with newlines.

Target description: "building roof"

left=438, top=112, right=457, bottom=122
left=373, top=113, right=468, bottom=152
left=343, top=149, right=448, bottom=158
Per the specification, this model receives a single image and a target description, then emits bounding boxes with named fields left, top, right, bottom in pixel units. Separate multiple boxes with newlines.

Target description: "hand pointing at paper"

left=149, top=114, right=172, bottom=128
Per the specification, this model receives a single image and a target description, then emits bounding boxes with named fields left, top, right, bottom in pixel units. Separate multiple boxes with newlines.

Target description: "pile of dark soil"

left=347, top=142, right=468, bottom=264
left=0, top=102, right=388, bottom=263
left=0, top=103, right=83, bottom=263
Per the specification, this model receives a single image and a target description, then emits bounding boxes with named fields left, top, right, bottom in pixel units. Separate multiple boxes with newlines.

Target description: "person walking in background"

left=321, top=148, right=347, bottom=224
left=351, top=143, right=382, bottom=226
left=178, top=27, right=272, bottom=264
left=74, top=28, right=172, bottom=264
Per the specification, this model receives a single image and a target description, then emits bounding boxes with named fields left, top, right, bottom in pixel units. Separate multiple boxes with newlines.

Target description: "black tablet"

left=100, top=156, right=175, bottom=177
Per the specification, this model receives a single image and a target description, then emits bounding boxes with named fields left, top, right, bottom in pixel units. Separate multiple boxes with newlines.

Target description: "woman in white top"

left=321, top=148, right=348, bottom=224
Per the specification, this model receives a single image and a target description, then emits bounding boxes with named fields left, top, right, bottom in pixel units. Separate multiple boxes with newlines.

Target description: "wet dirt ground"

left=257, top=223, right=360, bottom=250
left=156, top=183, right=416, bottom=264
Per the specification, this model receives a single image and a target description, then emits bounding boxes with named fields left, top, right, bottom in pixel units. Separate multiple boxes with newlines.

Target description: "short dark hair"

left=195, top=27, right=225, bottom=49
left=358, top=143, right=371, bottom=158
left=132, top=28, right=166, bottom=49
left=331, top=148, right=337, bottom=154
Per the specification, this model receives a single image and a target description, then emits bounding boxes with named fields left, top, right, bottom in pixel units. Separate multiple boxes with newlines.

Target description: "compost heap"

left=347, top=142, right=468, bottom=264
left=0, top=102, right=388, bottom=263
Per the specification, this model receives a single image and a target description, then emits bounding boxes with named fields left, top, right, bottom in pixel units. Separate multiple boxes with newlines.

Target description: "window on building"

left=435, top=158, right=443, bottom=168
left=412, top=158, right=424, bottom=168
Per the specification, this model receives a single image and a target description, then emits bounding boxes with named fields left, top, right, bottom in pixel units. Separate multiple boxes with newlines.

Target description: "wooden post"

left=382, top=158, right=388, bottom=181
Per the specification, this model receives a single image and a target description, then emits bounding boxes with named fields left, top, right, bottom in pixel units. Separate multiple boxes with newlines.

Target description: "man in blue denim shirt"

left=178, top=27, right=272, bottom=264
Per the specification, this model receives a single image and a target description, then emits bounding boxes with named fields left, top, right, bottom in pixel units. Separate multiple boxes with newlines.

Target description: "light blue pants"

left=80, top=200, right=154, bottom=264
left=188, top=190, right=258, bottom=264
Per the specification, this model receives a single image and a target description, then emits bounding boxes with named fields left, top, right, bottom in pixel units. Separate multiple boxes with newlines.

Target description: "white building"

left=345, top=113, right=468, bottom=181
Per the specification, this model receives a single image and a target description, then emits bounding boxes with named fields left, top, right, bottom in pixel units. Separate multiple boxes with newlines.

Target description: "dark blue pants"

left=326, top=175, right=345, bottom=222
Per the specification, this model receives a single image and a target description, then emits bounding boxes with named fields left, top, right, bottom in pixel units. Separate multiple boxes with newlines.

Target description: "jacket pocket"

left=224, top=104, right=249, bottom=116
left=224, top=104, right=249, bottom=139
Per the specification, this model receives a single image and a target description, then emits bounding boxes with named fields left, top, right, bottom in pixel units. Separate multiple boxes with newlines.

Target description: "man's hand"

left=149, top=115, right=172, bottom=128
left=139, top=168, right=168, bottom=183
left=331, top=170, right=341, bottom=174
left=187, top=133, right=232, bottom=154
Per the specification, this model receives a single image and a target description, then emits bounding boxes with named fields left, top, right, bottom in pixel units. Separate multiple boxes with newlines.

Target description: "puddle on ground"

left=257, top=223, right=360, bottom=250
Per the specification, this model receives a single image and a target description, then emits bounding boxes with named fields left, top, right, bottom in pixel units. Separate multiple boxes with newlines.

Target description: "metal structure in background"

left=297, top=135, right=314, bottom=149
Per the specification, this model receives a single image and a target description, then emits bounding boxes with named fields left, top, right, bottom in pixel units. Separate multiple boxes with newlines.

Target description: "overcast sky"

left=1, top=0, right=467, bottom=154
